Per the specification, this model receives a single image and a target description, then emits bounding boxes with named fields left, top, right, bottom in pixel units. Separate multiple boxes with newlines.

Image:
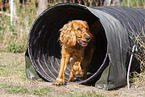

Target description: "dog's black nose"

left=85, top=36, right=90, bottom=40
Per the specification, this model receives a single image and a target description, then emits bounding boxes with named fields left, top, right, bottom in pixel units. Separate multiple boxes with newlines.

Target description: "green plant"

left=6, top=40, right=23, bottom=53
left=120, top=0, right=144, bottom=8
left=134, top=30, right=145, bottom=72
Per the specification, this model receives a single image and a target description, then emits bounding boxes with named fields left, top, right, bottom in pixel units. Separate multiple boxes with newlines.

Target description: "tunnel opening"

left=28, top=4, right=108, bottom=85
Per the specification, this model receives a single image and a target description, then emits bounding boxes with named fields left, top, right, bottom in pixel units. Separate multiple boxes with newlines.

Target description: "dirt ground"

left=0, top=52, right=145, bottom=97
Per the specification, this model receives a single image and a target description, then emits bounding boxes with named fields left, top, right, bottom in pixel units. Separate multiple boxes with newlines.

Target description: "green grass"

left=0, top=63, right=24, bottom=76
left=31, top=87, right=51, bottom=96
left=0, top=84, right=52, bottom=96
left=0, top=52, right=103, bottom=96
left=69, top=90, right=104, bottom=97
left=0, top=84, right=29, bottom=94
left=0, top=52, right=145, bottom=97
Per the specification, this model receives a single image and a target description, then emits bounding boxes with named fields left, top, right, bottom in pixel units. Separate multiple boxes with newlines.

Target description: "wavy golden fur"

left=53, top=20, right=95, bottom=85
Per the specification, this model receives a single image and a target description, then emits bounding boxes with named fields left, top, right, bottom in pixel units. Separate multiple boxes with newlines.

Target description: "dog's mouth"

left=77, top=39, right=88, bottom=47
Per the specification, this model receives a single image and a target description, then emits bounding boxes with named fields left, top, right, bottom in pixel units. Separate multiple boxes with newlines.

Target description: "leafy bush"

left=6, top=40, right=23, bottom=53
left=0, top=0, right=144, bottom=53
left=1, top=1, right=36, bottom=53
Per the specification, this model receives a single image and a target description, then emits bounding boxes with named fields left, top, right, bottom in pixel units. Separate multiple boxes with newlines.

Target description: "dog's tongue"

left=81, top=41, right=87, bottom=45
left=78, top=40, right=87, bottom=46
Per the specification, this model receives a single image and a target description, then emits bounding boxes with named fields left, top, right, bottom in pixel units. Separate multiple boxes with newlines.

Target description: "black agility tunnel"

left=25, top=3, right=145, bottom=90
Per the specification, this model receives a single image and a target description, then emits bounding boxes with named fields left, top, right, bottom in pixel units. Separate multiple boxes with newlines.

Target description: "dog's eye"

left=86, top=28, right=88, bottom=30
left=77, top=28, right=81, bottom=31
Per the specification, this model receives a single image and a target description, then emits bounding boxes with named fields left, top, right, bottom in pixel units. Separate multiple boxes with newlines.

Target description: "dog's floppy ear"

left=59, top=22, right=76, bottom=46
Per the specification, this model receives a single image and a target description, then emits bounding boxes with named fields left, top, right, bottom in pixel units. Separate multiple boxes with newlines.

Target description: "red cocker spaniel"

left=53, top=20, right=95, bottom=85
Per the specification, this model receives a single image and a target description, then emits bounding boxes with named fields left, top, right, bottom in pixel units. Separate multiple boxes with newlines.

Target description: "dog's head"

left=59, top=20, right=93, bottom=47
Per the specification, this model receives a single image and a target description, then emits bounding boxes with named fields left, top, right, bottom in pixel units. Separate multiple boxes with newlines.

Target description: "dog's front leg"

left=82, top=46, right=95, bottom=80
left=53, top=45, right=70, bottom=85
left=67, top=61, right=83, bottom=82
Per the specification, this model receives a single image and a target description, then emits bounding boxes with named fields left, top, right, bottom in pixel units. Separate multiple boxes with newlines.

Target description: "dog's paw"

left=72, top=67, right=83, bottom=76
left=52, top=78, right=65, bottom=86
